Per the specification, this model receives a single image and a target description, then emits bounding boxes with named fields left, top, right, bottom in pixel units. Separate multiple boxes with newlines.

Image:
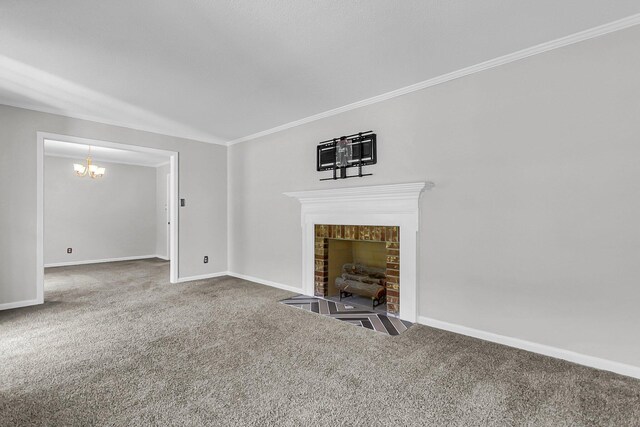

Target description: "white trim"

left=44, top=255, right=162, bottom=268
left=228, top=13, right=640, bottom=145
left=175, top=271, right=229, bottom=283
left=169, top=152, right=179, bottom=283
left=36, top=130, right=44, bottom=305
left=156, top=254, right=170, bottom=261
left=5, top=14, right=640, bottom=148
left=0, top=299, right=41, bottom=311
left=43, top=152, right=169, bottom=169
left=165, top=173, right=171, bottom=261
left=226, top=272, right=303, bottom=294
left=38, top=133, right=177, bottom=159
left=418, top=316, right=640, bottom=380
left=285, top=182, right=432, bottom=322
left=226, top=145, right=231, bottom=274
left=283, top=182, right=433, bottom=203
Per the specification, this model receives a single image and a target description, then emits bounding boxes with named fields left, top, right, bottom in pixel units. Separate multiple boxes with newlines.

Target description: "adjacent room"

left=44, top=140, right=172, bottom=266
left=1, top=2, right=639, bottom=426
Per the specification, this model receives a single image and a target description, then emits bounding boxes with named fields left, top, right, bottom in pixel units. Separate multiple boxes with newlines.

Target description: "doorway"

left=36, top=132, right=180, bottom=304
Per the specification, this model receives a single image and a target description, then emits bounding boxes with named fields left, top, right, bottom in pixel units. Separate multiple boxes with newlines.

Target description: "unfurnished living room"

left=1, top=2, right=640, bottom=426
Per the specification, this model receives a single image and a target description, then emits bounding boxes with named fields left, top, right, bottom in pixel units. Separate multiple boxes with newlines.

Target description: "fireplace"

left=285, top=182, right=432, bottom=322
left=314, top=225, right=400, bottom=314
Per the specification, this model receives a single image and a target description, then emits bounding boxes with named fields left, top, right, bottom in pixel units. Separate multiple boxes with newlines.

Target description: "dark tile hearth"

left=280, top=294, right=412, bottom=335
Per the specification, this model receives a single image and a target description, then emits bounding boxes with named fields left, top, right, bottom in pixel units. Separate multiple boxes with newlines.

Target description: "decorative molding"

left=228, top=13, right=640, bottom=145
left=6, top=14, right=640, bottom=147
left=45, top=255, right=161, bottom=268
left=43, top=152, right=170, bottom=169
left=286, top=182, right=432, bottom=322
left=36, top=130, right=44, bottom=304
left=0, top=298, right=42, bottom=311
left=418, top=316, right=640, bottom=380
left=284, top=182, right=433, bottom=205
left=226, top=272, right=303, bottom=294
left=175, top=271, right=229, bottom=283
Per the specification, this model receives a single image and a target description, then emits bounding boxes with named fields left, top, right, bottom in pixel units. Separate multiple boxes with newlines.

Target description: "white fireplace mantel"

left=284, top=181, right=433, bottom=322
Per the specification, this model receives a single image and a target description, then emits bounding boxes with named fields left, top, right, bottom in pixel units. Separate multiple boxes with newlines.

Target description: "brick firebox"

left=314, top=224, right=400, bottom=315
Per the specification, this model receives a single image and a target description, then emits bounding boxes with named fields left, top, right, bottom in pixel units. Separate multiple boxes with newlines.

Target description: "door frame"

left=166, top=172, right=171, bottom=260
left=36, top=132, right=180, bottom=303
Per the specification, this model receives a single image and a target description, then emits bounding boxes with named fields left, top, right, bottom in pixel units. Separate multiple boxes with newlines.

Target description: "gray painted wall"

left=44, top=156, right=157, bottom=264
left=228, top=26, right=640, bottom=366
left=0, top=106, right=227, bottom=305
left=156, top=163, right=171, bottom=259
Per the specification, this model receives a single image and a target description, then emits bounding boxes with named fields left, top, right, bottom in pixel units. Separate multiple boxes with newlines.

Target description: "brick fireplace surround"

left=314, top=225, right=400, bottom=314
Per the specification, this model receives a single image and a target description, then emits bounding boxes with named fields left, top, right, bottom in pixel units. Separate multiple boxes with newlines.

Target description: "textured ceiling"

left=2, top=1, right=640, bottom=144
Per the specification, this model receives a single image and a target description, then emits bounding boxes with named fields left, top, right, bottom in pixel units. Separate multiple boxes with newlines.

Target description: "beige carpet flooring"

left=1, top=259, right=638, bottom=426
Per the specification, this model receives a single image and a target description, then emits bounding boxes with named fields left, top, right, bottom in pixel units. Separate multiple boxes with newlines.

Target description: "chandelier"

left=73, top=146, right=106, bottom=179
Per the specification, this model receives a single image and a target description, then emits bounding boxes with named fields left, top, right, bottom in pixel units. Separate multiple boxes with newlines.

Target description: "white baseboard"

left=227, top=271, right=303, bottom=294
left=418, top=316, right=640, bottom=380
left=44, top=255, right=161, bottom=268
left=176, top=271, right=229, bottom=283
left=155, top=255, right=170, bottom=261
left=0, top=298, right=42, bottom=311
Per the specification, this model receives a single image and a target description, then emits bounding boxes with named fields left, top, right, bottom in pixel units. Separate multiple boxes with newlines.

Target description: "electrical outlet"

left=203, top=256, right=208, bottom=263
left=67, top=248, right=73, bottom=254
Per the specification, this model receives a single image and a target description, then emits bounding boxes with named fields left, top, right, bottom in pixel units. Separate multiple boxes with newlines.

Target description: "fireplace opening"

left=314, top=225, right=400, bottom=315
left=326, top=239, right=388, bottom=311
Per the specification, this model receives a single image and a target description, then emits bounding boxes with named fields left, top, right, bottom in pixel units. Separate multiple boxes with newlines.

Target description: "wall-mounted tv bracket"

left=316, top=131, right=377, bottom=181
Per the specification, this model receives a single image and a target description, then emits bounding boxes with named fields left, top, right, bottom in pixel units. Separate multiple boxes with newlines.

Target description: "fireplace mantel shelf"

left=284, top=181, right=434, bottom=203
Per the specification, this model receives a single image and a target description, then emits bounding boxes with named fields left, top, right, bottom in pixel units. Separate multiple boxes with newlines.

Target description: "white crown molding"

left=418, top=316, right=640, bottom=380
left=5, top=13, right=640, bottom=148
left=228, top=13, right=640, bottom=146
left=0, top=100, right=228, bottom=146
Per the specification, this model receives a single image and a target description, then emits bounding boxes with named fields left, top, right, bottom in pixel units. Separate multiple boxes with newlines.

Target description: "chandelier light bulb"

left=73, top=163, right=87, bottom=175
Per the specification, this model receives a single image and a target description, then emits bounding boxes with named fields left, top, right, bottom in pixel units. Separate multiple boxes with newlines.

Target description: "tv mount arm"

left=316, top=131, right=377, bottom=181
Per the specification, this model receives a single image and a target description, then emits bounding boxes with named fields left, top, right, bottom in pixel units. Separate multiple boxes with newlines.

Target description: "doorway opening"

left=36, top=132, right=179, bottom=304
